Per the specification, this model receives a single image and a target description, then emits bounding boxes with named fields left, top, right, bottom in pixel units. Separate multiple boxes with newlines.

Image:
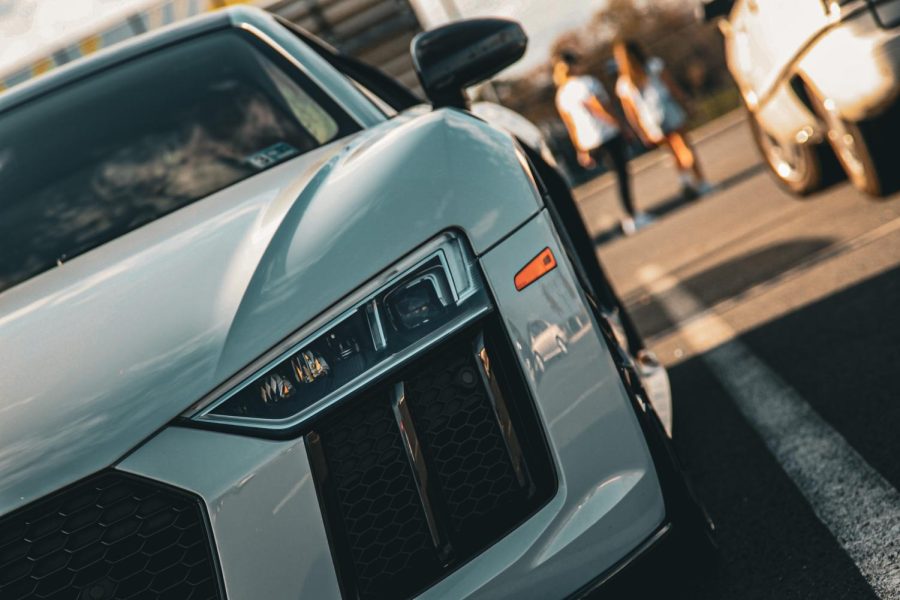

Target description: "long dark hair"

left=622, top=40, right=648, bottom=69
left=615, top=38, right=649, bottom=86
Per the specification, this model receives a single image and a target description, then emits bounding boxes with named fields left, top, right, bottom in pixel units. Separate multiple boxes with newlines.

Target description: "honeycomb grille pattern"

left=314, top=328, right=552, bottom=600
left=319, top=394, right=442, bottom=600
left=405, top=344, right=523, bottom=534
left=0, top=472, right=221, bottom=600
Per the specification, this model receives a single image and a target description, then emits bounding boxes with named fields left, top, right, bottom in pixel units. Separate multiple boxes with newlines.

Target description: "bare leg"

left=665, top=131, right=705, bottom=182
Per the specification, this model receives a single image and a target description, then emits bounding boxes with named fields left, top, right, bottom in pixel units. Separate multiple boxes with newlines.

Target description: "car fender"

left=753, top=79, right=821, bottom=147
left=795, top=10, right=900, bottom=122
left=0, top=107, right=542, bottom=516
left=217, top=106, right=544, bottom=380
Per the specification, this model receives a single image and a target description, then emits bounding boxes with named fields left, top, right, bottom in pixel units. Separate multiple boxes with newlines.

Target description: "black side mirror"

left=700, top=0, right=736, bottom=21
left=411, top=18, right=527, bottom=109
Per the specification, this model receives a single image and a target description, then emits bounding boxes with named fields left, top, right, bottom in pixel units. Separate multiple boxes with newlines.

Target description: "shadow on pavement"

left=739, top=264, right=900, bottom=491
left=714, top=161, right=767, bottom=193
left=665, top=352, right=880, bottom=600
left=591, top=162, right=768, bottom=246
left=648, top=267, right=900, bottom=600
left=628, top=237, right=836, bottom=340
left=604, top=268, right=900, bottom=599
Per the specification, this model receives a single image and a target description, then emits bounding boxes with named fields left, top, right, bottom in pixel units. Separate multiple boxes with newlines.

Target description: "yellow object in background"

left=79, top=35, right=102, bottom=57
left=207, top=0, right=254, bottom=7
left=31, top=58, right=53, bottom=77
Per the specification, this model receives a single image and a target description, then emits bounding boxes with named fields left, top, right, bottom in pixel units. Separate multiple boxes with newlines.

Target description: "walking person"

left=613, top=39, right=713, bottom=198
left=554, top=50, right=652, bottom=236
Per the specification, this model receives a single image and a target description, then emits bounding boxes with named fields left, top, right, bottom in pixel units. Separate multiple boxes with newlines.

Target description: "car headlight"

left=187, top=232, right=491, bottom=431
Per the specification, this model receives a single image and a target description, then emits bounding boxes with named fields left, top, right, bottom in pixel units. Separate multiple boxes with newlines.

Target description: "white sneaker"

left=695, top=181, right=715, bottom=196
left=621, top=216, right=637, bottom=236
left=634, top=213, right=655, bottom=230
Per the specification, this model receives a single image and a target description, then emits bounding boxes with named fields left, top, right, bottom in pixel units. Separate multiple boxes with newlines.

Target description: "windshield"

left=0, top=29, right=358, bottom=294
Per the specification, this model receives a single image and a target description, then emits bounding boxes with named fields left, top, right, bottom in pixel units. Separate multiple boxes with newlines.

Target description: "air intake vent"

left=308, top=319, right=555, bottom=600
left=0, top=472, right=222, bottom=600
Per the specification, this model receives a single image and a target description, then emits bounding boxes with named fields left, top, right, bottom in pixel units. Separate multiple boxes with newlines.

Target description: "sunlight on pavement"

left=636, top=262, right=900, bottom=599
left=636, top=217, right=900, bottom=367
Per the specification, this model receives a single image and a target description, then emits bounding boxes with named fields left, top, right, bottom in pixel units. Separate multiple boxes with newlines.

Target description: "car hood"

left=0, top=108, right=542, bottom=514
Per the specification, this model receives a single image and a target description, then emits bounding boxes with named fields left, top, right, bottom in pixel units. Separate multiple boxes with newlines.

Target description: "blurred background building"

left=0, top=0, right=425, bottom=92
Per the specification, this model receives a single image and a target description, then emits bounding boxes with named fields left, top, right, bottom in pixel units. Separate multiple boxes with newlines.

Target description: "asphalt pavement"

left=574, top=112, right=900, bottom=599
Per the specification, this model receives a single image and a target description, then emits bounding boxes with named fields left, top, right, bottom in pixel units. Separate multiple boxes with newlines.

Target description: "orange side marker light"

left=514, top=248, right=557, bottom=291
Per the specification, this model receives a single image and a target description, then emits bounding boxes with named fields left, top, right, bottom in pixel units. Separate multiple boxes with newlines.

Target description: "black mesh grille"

left=404, top=346, right=525, bottom=538
left=310, top=322, right=555, bottom=600
left=0, top=472, right=222, bottom=600
left=318, top=394, right=443, bottom=599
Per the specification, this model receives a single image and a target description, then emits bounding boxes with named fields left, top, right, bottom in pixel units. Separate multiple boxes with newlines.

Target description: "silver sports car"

left=0, top=7, right=712, bottom=599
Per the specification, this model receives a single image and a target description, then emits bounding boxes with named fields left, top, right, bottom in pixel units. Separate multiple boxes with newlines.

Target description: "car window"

left=263, top=58, right=341, bottom=141
left=0, top=30, right=359, bottom=295
left=349, top=78, right=398, bottom=117
left=528, top=321, right=546, bottom=336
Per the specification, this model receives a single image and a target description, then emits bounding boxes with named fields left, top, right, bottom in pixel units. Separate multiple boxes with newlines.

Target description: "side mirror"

left=700, top=0, right=736, bottom=21
left=411, top=18, right=527, bottom=109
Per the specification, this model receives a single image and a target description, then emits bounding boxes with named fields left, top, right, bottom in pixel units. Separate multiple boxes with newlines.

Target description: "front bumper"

left=108, top=211, right=664, bottom=599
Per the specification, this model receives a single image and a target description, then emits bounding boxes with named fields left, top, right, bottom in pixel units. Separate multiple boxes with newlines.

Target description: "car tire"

left=808, top=86, right=900, bottom=197
left=556, top=337, right=568, bottom=355
left=748, top=108, right=827, bottom=196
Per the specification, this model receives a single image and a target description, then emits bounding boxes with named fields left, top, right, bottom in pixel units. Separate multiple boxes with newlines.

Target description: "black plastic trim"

left=306, top=431, right=360, bottom=600
left=0, top=469, right=227, bottom=600
left=867, top=0, right=900, bottom=28
left=565, top=523, right=673, bottom=599
left=275, top=16, right=423, bottom=111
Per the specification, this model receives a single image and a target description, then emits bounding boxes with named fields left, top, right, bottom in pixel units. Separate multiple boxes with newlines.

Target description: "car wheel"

left=748, top=109, right=824, bottom=195
left=809, top=88, right=900, bottom=197
left=556, top=337, right=567, bottom=355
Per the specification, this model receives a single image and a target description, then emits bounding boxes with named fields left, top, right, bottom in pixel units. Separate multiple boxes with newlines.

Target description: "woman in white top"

left=613, top=40, right=712, bottom=197
left=554, top=51, right=652, bottom=235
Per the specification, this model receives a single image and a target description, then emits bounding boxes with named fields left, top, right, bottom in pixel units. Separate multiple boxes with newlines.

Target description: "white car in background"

left=0, top=7, right=710, bottom=599
left=705, top=0, right=900, bottom=196
left=527, top=319, right=569, bottom=371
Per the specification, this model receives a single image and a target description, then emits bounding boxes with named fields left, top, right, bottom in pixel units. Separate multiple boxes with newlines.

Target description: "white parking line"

left=638, top=264, right=900, bottom=599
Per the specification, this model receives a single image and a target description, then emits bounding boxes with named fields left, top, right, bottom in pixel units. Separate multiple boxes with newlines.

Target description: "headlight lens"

left=190, top=233, right=490, bottom=429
